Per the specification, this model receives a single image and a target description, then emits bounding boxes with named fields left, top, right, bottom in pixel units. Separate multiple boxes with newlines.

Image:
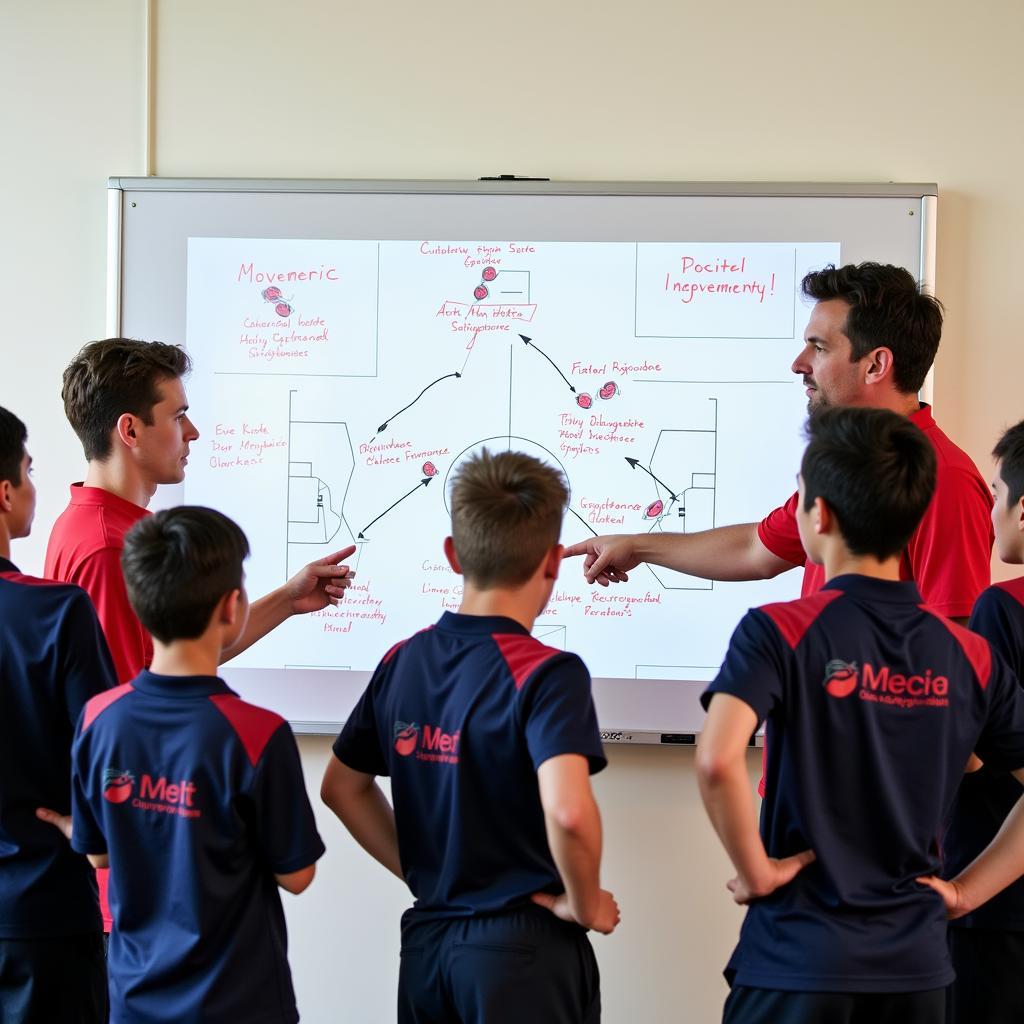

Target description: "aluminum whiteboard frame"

left=106, top=178, right=938, bottom=742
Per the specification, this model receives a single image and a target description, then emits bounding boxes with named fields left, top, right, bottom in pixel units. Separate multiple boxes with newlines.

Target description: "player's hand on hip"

left=530, top=888, right=621, bottom=934
left=36, top=807, right=73, bottom=842
left=916, top=874, right=969, bottom=919
left=562, top=536, right=638, bottom=586
left=727, top=850, right=816, bottom=905
left=585, top=889, right=621, bottom=934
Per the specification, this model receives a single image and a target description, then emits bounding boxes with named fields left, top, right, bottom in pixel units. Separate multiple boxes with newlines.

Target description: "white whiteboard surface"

left=108, top=179, right=937, bottom=740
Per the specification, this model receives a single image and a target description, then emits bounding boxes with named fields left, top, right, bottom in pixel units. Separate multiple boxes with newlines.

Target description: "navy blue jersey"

left=702, top=574, right=1024, bottom=994
left=334, top=612, right=606, bottom=919
left=0, top=556, right=115, bottom=938
left=945, top=577, right=1024, bottom=931
left=70, top=670, right=325, bottom=1024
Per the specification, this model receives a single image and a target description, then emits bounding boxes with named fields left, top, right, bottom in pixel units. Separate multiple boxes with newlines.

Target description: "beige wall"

left=4, top=0, right=1023, bottom=1020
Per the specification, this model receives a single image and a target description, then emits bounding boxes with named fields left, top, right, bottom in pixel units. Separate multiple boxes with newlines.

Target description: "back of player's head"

left=801, top=263, right=943, bottom=395
left=122, top=506, right=249, bottom=644
left=62, top=338, right=192, bottom=461
left=994, top=420, right=1024, bottom=507
left=0, top=406, right=27, bottom=485
left=450, top=449, right=568, bottom=588
left=801, top=407, right=937, bottom=559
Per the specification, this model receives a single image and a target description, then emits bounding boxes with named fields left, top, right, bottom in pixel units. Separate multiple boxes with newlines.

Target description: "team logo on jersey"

left=102, top=767, right=201, bottom=818
left=822, top=659, right=860, bottom=698
left=822, top=659, right=950, bottom=708
left=394, top=721, right=420, bottom=756
left=393, top=720, right=461, bottom=763
left=102, top=768, right=135, bottom=804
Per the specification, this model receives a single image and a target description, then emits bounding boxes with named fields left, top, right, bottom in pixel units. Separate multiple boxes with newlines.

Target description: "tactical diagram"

left=184, top=237, right=839, bottom=679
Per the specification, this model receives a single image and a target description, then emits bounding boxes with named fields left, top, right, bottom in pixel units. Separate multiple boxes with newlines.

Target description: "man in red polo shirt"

left=566, top=263, right=993, bottom=626
left=45, top=337, right=356, bottom=929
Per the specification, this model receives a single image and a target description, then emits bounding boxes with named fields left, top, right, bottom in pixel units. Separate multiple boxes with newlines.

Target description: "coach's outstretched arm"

left=564, top=524, right=797, bottom=587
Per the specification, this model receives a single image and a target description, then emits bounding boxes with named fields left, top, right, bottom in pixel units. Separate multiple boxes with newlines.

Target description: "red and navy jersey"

left=944, top=577, right=1024, bottom=932
left=334, top=612, right=606, bottom=919
left=702, top=574, right=1024, bottom=994
left=0, top=556, right=116, bottom=938
left=70, top=670, right=325, bottom=1024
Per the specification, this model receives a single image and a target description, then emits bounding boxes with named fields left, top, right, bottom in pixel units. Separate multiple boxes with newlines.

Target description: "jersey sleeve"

left=970, top=586, right=1024, bottom=682
left=519, top=654, right=607, bottom=774
left=69, top=721, right=107, bottom=856
left=756, top=492, right=808, bottom=568
left=73, top=548, right=153, bottom=684
left=701, top=609, right=788, bottom=724
left=333, top=664, right=389, bottom=777
left=974, top=650, right=1024, bottom=773
left=248, top=723, right=326, bottom=875
left=906, top=467, right=993, bottom=618
left=59, top=589, right=117, bottom=728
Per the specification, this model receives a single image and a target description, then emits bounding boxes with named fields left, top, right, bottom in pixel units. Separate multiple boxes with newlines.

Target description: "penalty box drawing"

left=286, top=390, right=358, bottom=577
left=638, top=397, right=718, bottom=592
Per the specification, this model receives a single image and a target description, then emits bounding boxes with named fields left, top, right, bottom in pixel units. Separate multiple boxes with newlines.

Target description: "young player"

left=697, top=407, right=1024, bottom=1024
left=322, top=450, right=619, bottom=1024
left=943, top=419, right=1024, bottom=1024
left=69, top=507, right=325, bottom=1024
left=0, top=406, right=116, bottom=1023
left=45, top=337, right=354, bottom=926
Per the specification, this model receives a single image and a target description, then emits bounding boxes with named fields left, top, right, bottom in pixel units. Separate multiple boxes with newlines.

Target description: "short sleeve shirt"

left=944, top=577, right=1024, bottom=931
left=0, top=557, right=116, bottom=938
left=71, top=671, right=325, bottom=1024
left=702, top=575, right=1024, bottom=993
left=757, top=406, right=993, bottom=616
left=334, top=612, right=606, bottom=919
left=46, top=484, right=153, bottom=686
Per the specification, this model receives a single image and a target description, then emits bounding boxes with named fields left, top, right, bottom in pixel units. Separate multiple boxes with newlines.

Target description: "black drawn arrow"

left=568, top=507, right=599, bottom=537
left=373, top=372, right=462, bottom=437
left=358, top=478, right=434, bottom=538
left=519, top=335, right=575, bottom=393
left=625, top=457, right=680, bottom=501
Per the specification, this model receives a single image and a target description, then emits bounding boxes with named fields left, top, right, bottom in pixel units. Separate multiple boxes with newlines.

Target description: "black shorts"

left=948, top=927, right=1024, bottom=1024
left=0, top=933, right=107, bottom=1024
left=398, top=905, right=600, bottom=1024
left=723, top=984, right=947, bottom=1024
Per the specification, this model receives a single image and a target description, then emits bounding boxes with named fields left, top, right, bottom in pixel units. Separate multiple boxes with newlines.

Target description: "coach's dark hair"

left=801, top=263, right=943, bottom=394
left=62, top=338, right=191, bottom=461
left=121, top=507, right=249, bottom=644
left=994, top=420, right=1024, bottom=508
left=801, top=407, right=936, bottom=559
left=0, top=407, right=28, bottom=486
left=450, top=449, right=568, bottom=588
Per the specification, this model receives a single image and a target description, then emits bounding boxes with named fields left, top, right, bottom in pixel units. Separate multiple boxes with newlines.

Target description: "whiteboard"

left=108, top=179, right=937, bottom=742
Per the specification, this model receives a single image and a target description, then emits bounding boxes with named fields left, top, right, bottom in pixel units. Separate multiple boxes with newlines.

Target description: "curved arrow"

left=520, top=335, right=575, bottom=393
left=376, top=372, right=462, bottom=435
left=625, top=457, right=680, bottom=501
left=358, top=478, right=433, bottom=538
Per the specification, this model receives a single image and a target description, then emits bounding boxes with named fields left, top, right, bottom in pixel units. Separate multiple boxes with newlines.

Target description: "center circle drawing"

left=441, top=436, right=573, bottom=515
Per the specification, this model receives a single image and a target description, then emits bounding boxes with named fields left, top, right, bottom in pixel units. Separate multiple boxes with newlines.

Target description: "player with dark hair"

left=944, top=418, right=1024, bottom=1024
left=0, top=406, right=116, bottom=1023
left=697, top=407, right=1024, bottom=1024
left=69, top=506, right=325, bottom=1024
